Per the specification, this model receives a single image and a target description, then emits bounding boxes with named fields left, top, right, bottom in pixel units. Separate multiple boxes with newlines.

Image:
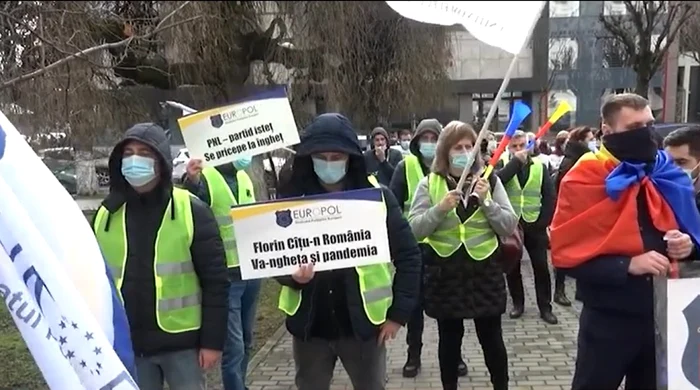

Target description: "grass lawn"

left=0, top=279, right=283, bottom=389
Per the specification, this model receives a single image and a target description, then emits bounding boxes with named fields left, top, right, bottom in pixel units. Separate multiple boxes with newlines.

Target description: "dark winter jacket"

left=389, top=119, right=442, bottom=211
left=184, top=163, right=254, bottom=281
left=94, top=123, right=229, bottom=356
left=496, top=154, right=556, bottom=232
left=554, top=140, right=590, bottom=195
left=363, top=127, right=404, bottom=186
left=275, top=113, right=422, bottom=342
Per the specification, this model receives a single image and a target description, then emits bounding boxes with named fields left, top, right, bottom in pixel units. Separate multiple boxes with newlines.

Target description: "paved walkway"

left=247, top=257, right=582, bottom=390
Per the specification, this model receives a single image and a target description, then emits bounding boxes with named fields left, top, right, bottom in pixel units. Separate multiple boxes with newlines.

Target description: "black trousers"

left=405, top=283, right=424, bottom=354
left=572, top=307, right=656, bottom=390
left=437, top=316, right=508, bottom=390
left=506, top=229, right=552, bottom=312
left=554, top=269, right=566, bottom=291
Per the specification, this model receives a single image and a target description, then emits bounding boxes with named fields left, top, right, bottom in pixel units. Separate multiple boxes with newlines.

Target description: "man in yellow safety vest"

left=389, top=118, right=469, bottom=378
left=184, top=154, right=258, bottom=390
left=497, top=130, right=558, bottom=325
left=276, top=113, right=422, bottom=390
left=93, top=123, right=229, bottom=390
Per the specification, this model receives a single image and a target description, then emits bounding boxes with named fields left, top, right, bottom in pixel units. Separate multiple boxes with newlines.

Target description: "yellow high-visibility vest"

left=277, top=176, right=394, bottom=325
left=403, top=155, right=425, bottom=218
left=500, top=153, right=543, bottom=222
left=202, top=167, right=256, bottom=268
left=94, top=187, right=201, bottom=333
left=423, top=173, right=498, bottom=260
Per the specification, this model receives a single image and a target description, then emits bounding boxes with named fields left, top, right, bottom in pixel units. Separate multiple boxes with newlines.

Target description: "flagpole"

left=456, top=1, right=547, bottom=192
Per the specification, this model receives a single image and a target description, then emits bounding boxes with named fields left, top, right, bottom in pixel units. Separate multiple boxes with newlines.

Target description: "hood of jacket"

left=409, top=118, right=443, bottom=158
left=285, top=113, right=371, bottom=197
left=369, top=127, right=390, bottom=150
left=103, top=123, right=173, bottom=210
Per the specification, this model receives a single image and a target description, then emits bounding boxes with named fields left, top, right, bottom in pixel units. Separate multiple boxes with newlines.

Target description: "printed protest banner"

left=385, top=1, right=545, bottom=55
left=0, top=111, right=137, bottom=388
left=657, top=270, right=700, bottom=390
left=231, top=188, right=391, bottom=280
left=177, top=86, right=300, bottom=166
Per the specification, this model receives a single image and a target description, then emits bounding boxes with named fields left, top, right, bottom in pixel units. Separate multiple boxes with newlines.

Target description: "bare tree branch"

left=0, top=1, right=197, bottom=91
left=599, top=0, right=693, bottom=97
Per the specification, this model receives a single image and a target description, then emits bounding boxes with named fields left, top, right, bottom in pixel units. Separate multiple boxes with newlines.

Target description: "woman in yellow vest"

left=276, top=113, right=422, bottom=390
left=389, top=119, right=469, bottom=378
left=408, top=121, right=518, bottom=390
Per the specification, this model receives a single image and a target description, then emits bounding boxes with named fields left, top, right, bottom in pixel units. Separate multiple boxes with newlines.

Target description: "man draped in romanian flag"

left=551, top=93, right=700, bottom=390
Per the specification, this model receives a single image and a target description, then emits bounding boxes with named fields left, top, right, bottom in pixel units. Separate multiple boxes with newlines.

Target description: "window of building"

left=549, top=1, right=580, bottom=17
left=603, top=1, right=627, bottom=16
left=549, top=38, right=578, bottom=70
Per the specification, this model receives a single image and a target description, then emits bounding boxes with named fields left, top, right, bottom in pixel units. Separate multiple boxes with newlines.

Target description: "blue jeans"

left=221, top=278, right=261, bottom=390
left=135, top=349, right=204, bottom=390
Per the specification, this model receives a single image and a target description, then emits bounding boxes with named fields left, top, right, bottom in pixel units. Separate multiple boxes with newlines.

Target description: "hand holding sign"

left=186, top=159, right=203, bottom=183
left=292, top=263, right=315, bottom=284
left=178, top=86, right=300, bottom=166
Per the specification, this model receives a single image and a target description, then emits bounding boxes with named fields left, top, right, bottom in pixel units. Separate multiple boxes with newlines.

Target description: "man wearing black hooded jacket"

left=389, top=118, right=469, bottom=378
left=364, top=126, right=404, bottom=186
left=92, top=123, right=229, bottom=390
left=275, top=113, right=421, bottom=390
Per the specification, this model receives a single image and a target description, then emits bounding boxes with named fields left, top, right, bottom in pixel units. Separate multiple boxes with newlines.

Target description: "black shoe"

left=541, top=311, right=558, bottom=325
left=554, top=290, right=572, bottom=307
left=509, top=306, right=524, bottom=319
left=443, top=383, right=458, bottom=390
left=402, top=354, right=421, bottom=378
left=458, top=359, right=468, bottom=377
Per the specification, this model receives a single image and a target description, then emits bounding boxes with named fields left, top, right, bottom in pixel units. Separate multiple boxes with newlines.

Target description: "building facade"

left=548, top=0, right=676, bottom=128
left=428, top=8, right=550, bottom=132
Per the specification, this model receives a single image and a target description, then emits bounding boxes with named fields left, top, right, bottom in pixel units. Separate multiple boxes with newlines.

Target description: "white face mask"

left=487, top=140, right=497, bottom=153
left=684, top=162, right=700, bottom=183
left=587, top=140, right=598, bottom=152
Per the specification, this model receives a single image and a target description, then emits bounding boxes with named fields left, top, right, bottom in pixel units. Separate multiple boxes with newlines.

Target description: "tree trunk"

left=247, top=156, right=270, bottom=201
left=635, top=77, right=650, bottom=98
left=75, top=149, right=100, bottom=196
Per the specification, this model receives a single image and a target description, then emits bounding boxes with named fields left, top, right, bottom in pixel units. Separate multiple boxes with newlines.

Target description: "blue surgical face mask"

left=400, top=140, right=410, bottom=150
left=450, top=150, right=474, bottom=170
left=233, top=156, right=252, bottom=170
left=312, top=157, right=347, bottom=184
left=419, top=142, right=437, bottom=159
left=121, top=155, right=156, bottom=187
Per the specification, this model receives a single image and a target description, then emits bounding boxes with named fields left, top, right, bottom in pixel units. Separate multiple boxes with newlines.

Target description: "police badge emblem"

left=275, top=209, right=293, bottom=228
left=681, top=294, right=700, bottom=387
left=210, top=114, right=224, bottom=129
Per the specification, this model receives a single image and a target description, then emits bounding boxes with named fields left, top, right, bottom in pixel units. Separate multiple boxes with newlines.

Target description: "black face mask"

left=602, top=126, right=657, bottom=163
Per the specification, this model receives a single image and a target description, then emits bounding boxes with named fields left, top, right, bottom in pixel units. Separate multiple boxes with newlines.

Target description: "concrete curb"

left=247, top=321, right=288, bottom=375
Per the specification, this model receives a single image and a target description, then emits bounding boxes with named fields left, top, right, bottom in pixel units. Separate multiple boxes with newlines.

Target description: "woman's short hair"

left=568, top=126, right=596, bottom=143
left=432, top=120, right=478, bottom=175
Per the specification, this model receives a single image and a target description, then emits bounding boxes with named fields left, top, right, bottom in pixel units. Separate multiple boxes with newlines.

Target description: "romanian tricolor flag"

left=526, top=101, right=571, bottom=150
left=550, top=146, right=700, bottom=268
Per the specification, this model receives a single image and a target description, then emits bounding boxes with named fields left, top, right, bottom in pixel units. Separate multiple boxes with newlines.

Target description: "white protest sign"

left=177, top=86, right=300, bottom=166
left=385, top=1, right=545, bottom=54
left=231, top=188, right=391, bottom=280
left=666, top=277, right=700, bottom=389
